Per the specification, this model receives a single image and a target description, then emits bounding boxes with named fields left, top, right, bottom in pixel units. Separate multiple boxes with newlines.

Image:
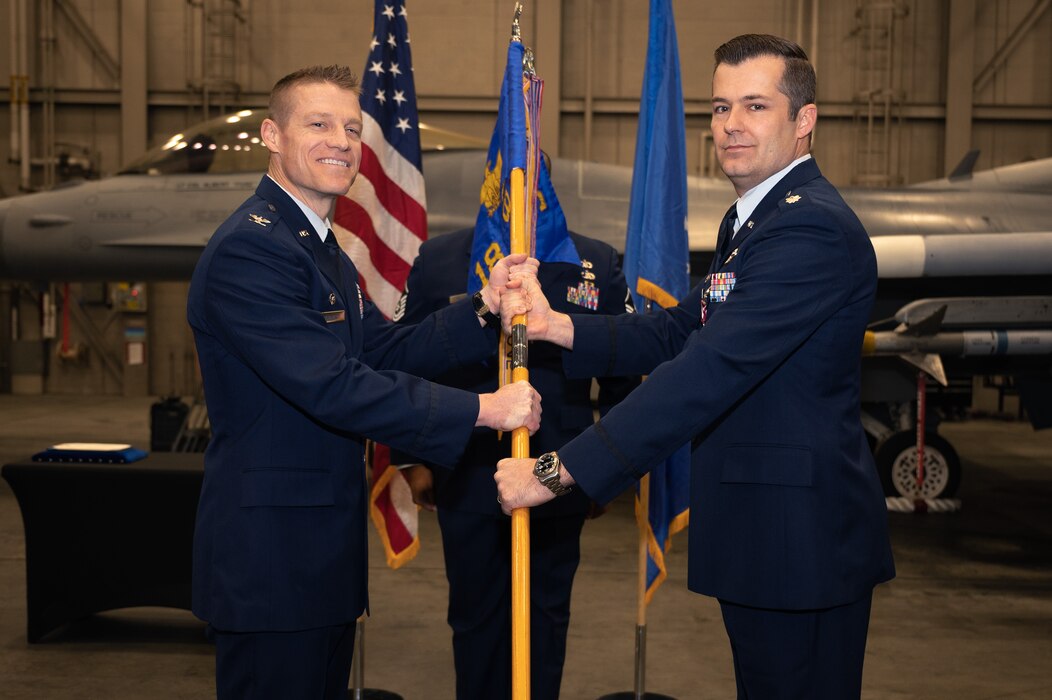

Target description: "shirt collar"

left=266, top=175, right=332, bottom=240
left=732, top=154, right=812, bottom=234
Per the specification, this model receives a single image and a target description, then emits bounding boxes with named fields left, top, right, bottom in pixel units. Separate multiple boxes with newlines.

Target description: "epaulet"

left=241, top=202, right=283, bottom=231
left=776, top=189, right=810, bottom=210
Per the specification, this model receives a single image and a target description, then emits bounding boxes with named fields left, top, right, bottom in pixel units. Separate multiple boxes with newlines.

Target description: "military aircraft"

left=1, top=109, right=1050, bottom=499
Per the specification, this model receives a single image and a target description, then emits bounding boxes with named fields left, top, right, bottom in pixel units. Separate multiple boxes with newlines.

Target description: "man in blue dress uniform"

left=187, top=65, right=541, bottom=700
left=393, top=225, right=638, bottom=699
left=495, top=35, right=895, bottom=699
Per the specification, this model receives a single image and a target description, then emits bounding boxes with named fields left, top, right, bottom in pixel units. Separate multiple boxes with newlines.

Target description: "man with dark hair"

left=496, top=34, right=894, bottom=698
left=188, top=65, right=541, bottom=700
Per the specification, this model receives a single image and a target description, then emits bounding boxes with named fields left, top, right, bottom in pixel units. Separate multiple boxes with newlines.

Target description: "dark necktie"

left=715, top=204, right=737, bottom=268
left=324, top=229, right=340, bottom=256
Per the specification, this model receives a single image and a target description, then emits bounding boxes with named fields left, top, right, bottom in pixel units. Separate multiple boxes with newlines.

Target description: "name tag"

left=322, top=310, right=347, bottom=324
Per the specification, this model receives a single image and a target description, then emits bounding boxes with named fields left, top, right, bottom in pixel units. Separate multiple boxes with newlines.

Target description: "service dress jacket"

left=187, top=176, right=495, bottom=632
left=557, top=159, right=896, bottom=610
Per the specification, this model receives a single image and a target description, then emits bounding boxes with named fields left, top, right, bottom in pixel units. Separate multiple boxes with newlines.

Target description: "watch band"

left=472, top=290, right=500, bottom=328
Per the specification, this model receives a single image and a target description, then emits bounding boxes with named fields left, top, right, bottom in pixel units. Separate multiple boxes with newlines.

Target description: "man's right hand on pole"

left=476, top=380, right=541, bottom=434
left=500, top=277, right=575, bottom=349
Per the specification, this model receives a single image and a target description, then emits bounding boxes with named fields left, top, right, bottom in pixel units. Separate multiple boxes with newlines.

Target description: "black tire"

left=874, top=430, right=962, bottom=498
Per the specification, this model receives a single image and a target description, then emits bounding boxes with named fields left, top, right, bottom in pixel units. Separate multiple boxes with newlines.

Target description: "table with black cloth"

left=2, top=452, right=203, bottom=642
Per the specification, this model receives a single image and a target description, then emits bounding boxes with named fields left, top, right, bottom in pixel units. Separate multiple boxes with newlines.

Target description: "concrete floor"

left=0, top=395, right=1050, bottom=699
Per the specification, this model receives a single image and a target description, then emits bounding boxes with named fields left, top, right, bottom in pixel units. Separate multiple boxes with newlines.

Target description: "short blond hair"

left=268, top=65, right=361, bottom=125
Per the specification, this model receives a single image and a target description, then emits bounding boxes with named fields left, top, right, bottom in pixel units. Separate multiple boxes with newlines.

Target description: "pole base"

left=596, top=693, right=678, bottom=699
left=346, top=690, right=403, bottom=700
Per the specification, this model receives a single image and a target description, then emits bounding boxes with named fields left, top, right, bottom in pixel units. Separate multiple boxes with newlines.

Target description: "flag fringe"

left=634, top=493, right=690, bottom=606
left=369, top=463, right=421, bottom=569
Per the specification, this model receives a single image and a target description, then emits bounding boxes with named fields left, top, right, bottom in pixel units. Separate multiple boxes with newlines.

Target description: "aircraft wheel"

left=874, top=431, right=961, bottom=499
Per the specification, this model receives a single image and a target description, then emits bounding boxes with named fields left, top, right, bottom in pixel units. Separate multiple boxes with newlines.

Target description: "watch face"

left=535, top=453, right=557, bottom=477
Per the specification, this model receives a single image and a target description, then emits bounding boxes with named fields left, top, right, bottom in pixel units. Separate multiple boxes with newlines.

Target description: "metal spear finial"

left=512, top=2, right=523, bottom=42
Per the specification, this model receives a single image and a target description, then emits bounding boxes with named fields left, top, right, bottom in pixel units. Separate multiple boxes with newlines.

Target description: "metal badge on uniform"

left=322, top=310, right=346, bottom=324
left=567, top=281, right=599, bottom=311
left=581, top=259, right=594, bottom=269
left=708, top=272, right=736, bottom=303
left=329, top=292, right=337, bottom=306
left=299, top=229, right=311, bottom=238
left=357, top=284, right=365, bottom=318
left=785, top=194, right=801, bottom=204
left=249, top=214, right=271, bottom=227
left=723, top=247, right=739, bottom=266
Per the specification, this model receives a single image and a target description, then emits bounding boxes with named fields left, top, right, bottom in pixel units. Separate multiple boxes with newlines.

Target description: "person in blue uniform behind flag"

left=392, top=219, right=638, bottom=700
left=187, top=65, right=542, bottom=700
left=495, top=35, right=895, bottom=699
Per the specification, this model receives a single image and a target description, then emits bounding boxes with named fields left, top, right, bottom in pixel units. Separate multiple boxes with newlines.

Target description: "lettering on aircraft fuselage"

left=174, top=181, right=256, bottom=191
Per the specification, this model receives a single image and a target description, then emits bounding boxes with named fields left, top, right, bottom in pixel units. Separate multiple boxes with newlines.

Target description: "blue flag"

left=468, top=40, right=578, bottom=294
left=624, top=0, right=691, bottom=604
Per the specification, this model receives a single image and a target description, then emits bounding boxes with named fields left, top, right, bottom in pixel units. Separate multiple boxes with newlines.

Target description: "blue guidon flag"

left=625, top=0, right=690, bottom=605
left=468, top=38, right=579, bottom=295
left=337, top=0, right=427, bottom=321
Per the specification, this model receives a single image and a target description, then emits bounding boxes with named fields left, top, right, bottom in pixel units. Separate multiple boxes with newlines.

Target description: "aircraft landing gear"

left=874, top=430, right=962, bottom=499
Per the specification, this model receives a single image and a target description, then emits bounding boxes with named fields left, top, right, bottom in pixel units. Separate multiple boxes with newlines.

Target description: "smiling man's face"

left=261, top=81, right=363, bottom=219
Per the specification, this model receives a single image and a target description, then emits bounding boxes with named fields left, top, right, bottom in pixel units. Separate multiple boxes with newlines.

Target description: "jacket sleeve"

left=199, top=228, right=479, bottom=468
left=559, top=209, right=864, bottom=503
left=593, top=242, right=642, bottom=416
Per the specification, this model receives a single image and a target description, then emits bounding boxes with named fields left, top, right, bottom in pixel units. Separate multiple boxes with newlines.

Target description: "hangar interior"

left=0, top=0, right=1050, bottom=397
left=0, top=2, right=1051, bottom=698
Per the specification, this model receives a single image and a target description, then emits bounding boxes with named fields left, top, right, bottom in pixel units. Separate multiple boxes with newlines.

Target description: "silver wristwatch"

left=534, top=451, right=571, bottom=497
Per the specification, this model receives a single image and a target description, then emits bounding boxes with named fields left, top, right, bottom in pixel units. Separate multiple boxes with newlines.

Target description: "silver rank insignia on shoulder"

left=329, top=293, right=337, bottom=306
left=298, top=230, right=310, bottom=238
left=249, top=214, right=271, bottom=226
left=785, top=194, right=801, bottom=204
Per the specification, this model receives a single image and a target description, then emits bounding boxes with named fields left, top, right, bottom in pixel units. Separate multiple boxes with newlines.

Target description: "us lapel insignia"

left=299, top=229, right=311, bottom=238
left=567, top=281, right=599, bottom=311
left=747, top=220, right=754, bottom=228
left=785, top=194, right=801, bottom=204
left=249, top=214, right=271, bottom=226
left=329, top=292, right=337, bottom=306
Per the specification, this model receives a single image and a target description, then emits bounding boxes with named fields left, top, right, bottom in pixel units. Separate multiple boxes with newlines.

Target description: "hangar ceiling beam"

left=120, top=0, right=147, bottom=169
left=973, top=0, right=1051, bottom=93
left=945, top=0, right=975, bottom=175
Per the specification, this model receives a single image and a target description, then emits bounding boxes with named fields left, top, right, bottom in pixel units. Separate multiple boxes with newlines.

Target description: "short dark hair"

left=714, top=34, right=816, bottom=119
left=268, top=65, right=361, bottom=125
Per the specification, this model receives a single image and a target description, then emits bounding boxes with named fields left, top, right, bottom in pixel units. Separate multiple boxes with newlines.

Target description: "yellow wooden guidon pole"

left=509, top=164, right=531, bottom=700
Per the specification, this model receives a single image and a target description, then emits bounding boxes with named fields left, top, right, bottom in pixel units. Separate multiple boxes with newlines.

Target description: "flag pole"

left=598, top=316, right=676, bottom=700
left=509, top=7, right=531, bottom=699
left=509, top=164, right=531, bottom=700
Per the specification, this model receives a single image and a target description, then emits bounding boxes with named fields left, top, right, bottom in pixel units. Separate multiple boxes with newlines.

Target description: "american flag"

left=335, top=0, right=426, bottom=320
left=337, top=0, right=425, bottom=569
